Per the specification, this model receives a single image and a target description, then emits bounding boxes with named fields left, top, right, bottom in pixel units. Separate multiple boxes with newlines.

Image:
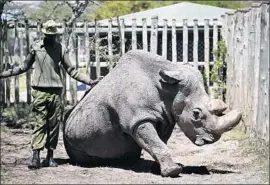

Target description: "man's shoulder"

left=57, top=42, right=68, bottom=54
left=30, top=39, right=43, bottom=51
left=58, top=42, right=67, bottom=49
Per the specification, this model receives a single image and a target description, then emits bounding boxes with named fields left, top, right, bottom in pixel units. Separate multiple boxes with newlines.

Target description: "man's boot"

left=28, top=149, right=41, bottom=169
left=41, top=149, right=58, bottom=167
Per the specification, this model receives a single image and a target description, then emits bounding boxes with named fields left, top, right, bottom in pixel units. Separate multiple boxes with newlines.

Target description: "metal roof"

left=91, top=2, right=234, bottom=27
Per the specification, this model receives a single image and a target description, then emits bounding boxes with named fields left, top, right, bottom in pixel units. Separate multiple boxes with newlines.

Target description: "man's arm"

left=0, top=51, right=35, bottom=78
left=61, top=52, right=101, bottom=85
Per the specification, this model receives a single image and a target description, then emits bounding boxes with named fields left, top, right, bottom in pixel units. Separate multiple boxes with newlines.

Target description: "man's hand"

left=89, top=76, right=104, bottom=86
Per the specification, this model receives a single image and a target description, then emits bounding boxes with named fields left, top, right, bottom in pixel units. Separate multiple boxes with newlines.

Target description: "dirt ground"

left=1, top=126, right=269, bottom=184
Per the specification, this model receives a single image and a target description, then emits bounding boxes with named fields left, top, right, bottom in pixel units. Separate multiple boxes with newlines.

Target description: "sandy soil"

left=1, top=126, right=268, bottom=184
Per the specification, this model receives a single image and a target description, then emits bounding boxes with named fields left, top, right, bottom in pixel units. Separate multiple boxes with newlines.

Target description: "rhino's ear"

left=159, top=70, right=180, bottom=85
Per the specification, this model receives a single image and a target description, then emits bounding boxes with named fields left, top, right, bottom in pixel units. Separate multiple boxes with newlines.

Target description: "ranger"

left=0, top=20, right=102, bottom=169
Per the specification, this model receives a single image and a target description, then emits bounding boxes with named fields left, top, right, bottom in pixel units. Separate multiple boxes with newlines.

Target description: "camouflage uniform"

left=31, top=89, right=63, bottom=150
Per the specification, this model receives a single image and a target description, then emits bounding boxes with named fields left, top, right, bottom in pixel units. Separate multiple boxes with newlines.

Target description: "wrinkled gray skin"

left=63, top=50, right=242, bottom=177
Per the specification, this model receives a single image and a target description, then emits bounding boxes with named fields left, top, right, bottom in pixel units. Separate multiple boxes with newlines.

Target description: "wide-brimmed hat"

left=41, top=20, right=59, bottom=35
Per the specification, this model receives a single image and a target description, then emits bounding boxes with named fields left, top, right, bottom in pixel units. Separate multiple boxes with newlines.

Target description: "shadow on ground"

left=53, top=158, right=238, bottom=176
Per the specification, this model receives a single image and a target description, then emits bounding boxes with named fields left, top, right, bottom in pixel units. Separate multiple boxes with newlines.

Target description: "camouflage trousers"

left=31, top=88, right=63, bottom=151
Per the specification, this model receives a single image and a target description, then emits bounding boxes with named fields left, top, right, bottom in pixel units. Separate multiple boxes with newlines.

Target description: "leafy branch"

left=63, top=0, right=92, bottom=53
left=45, top=1, right=65, bottom=20
left=210, top=40, right=227, bottom=99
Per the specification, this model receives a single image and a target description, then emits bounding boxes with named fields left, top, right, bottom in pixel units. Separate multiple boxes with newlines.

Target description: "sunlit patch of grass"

left=220, top=127, right=269, bottom=183
left=221, top=129, right=249, bottom=141
left=241, top=138, right=269, bottom=184
left=0, top=125, right=8, bottom=133
left=0, top=166, right=9, bottom=184
left=261, top=157, right=269, bottom=184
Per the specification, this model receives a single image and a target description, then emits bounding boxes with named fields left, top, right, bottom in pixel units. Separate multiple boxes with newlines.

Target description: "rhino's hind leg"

left=64, top=138, right=93, bottom=165
left=64, top=134, right=142, bottom=166
left=67, top=148, right=141, bottom=167
left=133, top=122, right=182, bottom=177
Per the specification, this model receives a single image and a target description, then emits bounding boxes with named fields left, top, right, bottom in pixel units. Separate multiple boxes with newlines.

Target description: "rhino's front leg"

left=133, top=122, right=182, bottom=177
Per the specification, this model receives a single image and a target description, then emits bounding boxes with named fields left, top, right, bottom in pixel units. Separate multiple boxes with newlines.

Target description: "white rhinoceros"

left=63, top=50, right=242, bottom=177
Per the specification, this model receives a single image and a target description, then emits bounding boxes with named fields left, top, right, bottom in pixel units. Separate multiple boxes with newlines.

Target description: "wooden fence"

left=223, top=2, right=269, bottom=142
left=0, top=17, right=223, bottom=106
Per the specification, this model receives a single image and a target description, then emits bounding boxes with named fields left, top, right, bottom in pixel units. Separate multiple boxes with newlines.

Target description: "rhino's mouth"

left=194, top=137, right=213, bottom=146
left=194, top=132, right=217, bottom=146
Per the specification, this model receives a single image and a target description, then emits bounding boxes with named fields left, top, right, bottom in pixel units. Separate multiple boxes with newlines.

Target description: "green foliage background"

left=24, top=1, right=247, bottom=22
left=92, top=1, right=246, bottom=21
left=210, top=40, right=227, bottom=99
left=24, top=1, right=98, bottom=22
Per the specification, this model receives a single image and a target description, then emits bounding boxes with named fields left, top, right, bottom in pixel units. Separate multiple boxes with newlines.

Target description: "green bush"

left=0, top=103, right=35, bottom=129
left=210, top=40, right=227, bottom=99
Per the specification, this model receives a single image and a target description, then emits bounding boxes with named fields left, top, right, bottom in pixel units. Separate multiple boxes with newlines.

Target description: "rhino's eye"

left=191, top=108, right=202, bottom=121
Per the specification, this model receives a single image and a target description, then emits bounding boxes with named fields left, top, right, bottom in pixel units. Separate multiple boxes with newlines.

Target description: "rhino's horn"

left=214, top=109, right=242, bottom=134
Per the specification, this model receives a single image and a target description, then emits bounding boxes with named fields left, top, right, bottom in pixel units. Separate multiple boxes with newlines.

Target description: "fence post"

left=4, top=20, right=9, bottom=107
left=237, top=11, right=245, bottom=129
left=150, top=16, right=158, bottom=54
left=142, top=18, right=148, bottom=51
left=76, top=28, right=80, bottom=103
left=225, top=12, right=236, bottom=109
left=204, top=19, right=210, bottom=93
left=221, top=15, right=225, bottom=41
left=261, top=3, right=269, bottom=142
left=183, top=19, right=188, bottom=63
left=95, top=21, right=100, bottom=78
left=162, top=19, right=167, bottom=59
left=247, top=6, right=256, bottom=136
left=84, top=20, right=90, bottom=75
left=0, top=18, right=4, bottom=106
left=213, top=18, right=218, bottom=62
left=241, top=8, right=251, bottom=132
left=245, top=7, right=255, bottom=135
left=252, top=3, right=262, bottom=138
left=132, top=18, right=137, bottom=50
left=172, top=19, right=177, bottom=63
left=120, top=19, right=125, bottom=55
left=69, top=22, right=77, bottom=105
left=37, top=19, right=42, bottom=40
left=61, top=19, right=67, bottom=105
left=257, top=3, right=269, bottom=141
left=108, top=18, right=113, bottom=71
left=14, top=19, right=20, bottom=106
left=232, top=11, right=240, bottom=112
left=212, top=18, right=219, bottom=98
left=232, top=12, right=238, bottom=111
left=193, top=19, right=198, bottom=69
left=25, top=19, right=31, bottom=105
left=241, top=10, right=248, bottom=126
